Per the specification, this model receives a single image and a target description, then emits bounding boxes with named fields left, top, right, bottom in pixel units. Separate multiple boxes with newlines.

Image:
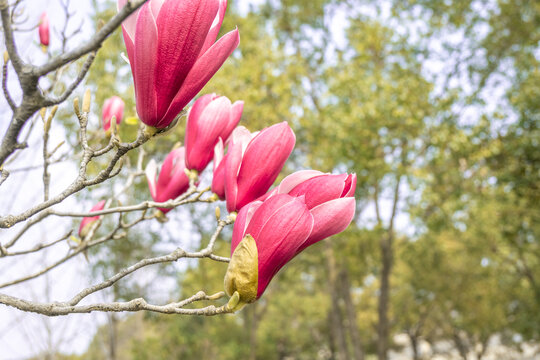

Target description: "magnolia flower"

left=118, top=0, right=240, bottom=129
left=146, top=146, right=190, bottom=214
left=261, top=170, right=357, bottom=250
left=224, top=171, right=356, bottom=307
left=39, top=12, right=50, bottom=47
left=185, top=94, right=243, bottom=172
left=212, top=122, right=295, bottom=212
left=102, top=96, right=125, bottom=132
left=78, top=200, right=106, bottom=238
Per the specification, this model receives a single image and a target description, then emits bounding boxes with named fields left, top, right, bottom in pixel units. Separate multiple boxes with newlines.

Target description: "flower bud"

left=184, top=94, right=243, bottom=172
left=146, top=146, right=190, bottom=214
left=102, top=96, right=125, bottom=132
left=78, top=200, right=106, bottom=238
left=39, top=12, right=50, bottom=47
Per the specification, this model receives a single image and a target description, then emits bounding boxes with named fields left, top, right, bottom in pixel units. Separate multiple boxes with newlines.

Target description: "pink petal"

left=118, top=0, right=139, bottom=47
left=199, top=0, right=227, bottom=56
left=160, top=28, right=240, bottom=126
left=78, top=200, right=106, bottom=236
left=133, top=3, right=158, bottom=125
left=122, top=27, right=136, bottom=80
left=156, top=147, right=184, bottom=190
left=252, top=195, right=314, bottom=297
left=231, top=200, right=262, bottom=253
left=222, top=101, right=243, bottom=141
left=224, top=137, right=244, bottom=212
left=212, top=161, right=226, bottom=199
left=289, top=174, right=348, bottom=209
left=186, top=96, right=232, bottom=171
left=145, top=159, right=158, bottom=199
left=154, top=0, right=219, bottom=121
left=342, top=173, right=357, bottom=197
left=211, top=139, right=226, bottom=199
left=235, top=122, right=295, bottom=210
left=275, top=170, right=324, bottom=195
left=299, top=197, right=356, bottom=252
left=213, top=137, right=224, bottom=169
left=185, top=94, right=216, bottom=165
left=244, top=194, right=300, bottom=240
left=150, top=0, right=165, bottom=18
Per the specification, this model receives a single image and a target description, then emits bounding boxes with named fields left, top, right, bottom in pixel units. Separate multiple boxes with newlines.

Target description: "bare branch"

left=35, top=0, right=148, bottom=77
left=0, top=291, right=233, bottom=316
left=0, top=0, right=25, bottom=76
left=1, top=231, right=72, bottom=257
left=0, top=167, right=8, bottom=186
left=0, top=215, right=235, bottom=316
left=44, top=52, right=97, bottom=106
left=2, top=57, right=16, bottom=110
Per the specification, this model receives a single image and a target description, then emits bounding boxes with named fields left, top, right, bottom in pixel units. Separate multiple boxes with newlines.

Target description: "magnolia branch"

left=0, top=217, right=234, bottom=316
left=0, top=291, right=234, bottom=316
left=0, top=0, right=149, bottom=167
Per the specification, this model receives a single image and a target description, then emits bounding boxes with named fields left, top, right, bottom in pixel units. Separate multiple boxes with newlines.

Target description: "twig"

left=0, top=167, right=8, bottom=186
left=44, top=52, right=97, bottom=106
left=34, top=0, right=148, bottom=77
left=1, top=231, right=72, bottom=257
left=2, top=56, right=16, bottom=110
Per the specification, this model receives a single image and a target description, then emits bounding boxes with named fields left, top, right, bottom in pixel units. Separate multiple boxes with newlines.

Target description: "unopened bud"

left=215, top=206, right=221, bottom=220
left=227, top=211, right=237, bottom=222
left=82, top=89, right=91, bottom=113
left=39, top=108, right=47, bottom=121
left=73, top=97, right=81, bottom=117
left=44, top=105, right=58, bottom=133
left=49, top=105, right=58, bottom=119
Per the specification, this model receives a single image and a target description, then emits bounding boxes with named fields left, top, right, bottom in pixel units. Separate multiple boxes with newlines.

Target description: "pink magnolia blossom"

left=118, top=0, right=239, bottom=129
left=261, top=170, right=357, bottom=250
left=145, top=146, right=190, bottom=214
left=224, top=171, right=356, bottom=303
left=212, top=122, right=295, bottom=212
left=78, top=200, right=106, bottom=237
left=102, top=96, right=125, bottom=132
left=185, top=94, right=243, bottom=172
left=39, top=12, right=50, bottom=47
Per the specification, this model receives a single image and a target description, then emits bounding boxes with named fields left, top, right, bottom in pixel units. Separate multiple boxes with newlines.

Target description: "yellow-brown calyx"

left=224, top=234, right=258, bottom=312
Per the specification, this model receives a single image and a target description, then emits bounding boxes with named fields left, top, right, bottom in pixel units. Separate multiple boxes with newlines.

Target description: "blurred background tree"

left=38, top=0, right=539, bottom=359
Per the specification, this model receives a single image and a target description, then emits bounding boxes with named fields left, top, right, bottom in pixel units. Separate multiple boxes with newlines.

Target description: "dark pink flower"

left=78, top=200, right=106, bottom=237
left=212, top=122, right=295, bottom=212
left=145, top=146, right=190, bottom=214
left=118, top=0, right=239, bottom=129
left=39, top=12, right=50, bottom=47
left=224, top=171, right=356, bottom=305
left=263, top=170, right=357, bottom=250
left=185, top=94, right=243, bottom=172
left=102, top=96, right=125, bottom=132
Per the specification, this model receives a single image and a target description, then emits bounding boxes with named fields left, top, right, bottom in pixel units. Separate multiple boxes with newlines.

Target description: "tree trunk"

left=325, top=242, right=350, bottom=360
left=108, top=313, right=117, bottom=360
left=408, top=331, right=420, bottom=360
left=377, top=235, right=393, bottom=360
left=452, top=330, right=469, bottom=360
left=339, top=269, right=365, bottom=360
